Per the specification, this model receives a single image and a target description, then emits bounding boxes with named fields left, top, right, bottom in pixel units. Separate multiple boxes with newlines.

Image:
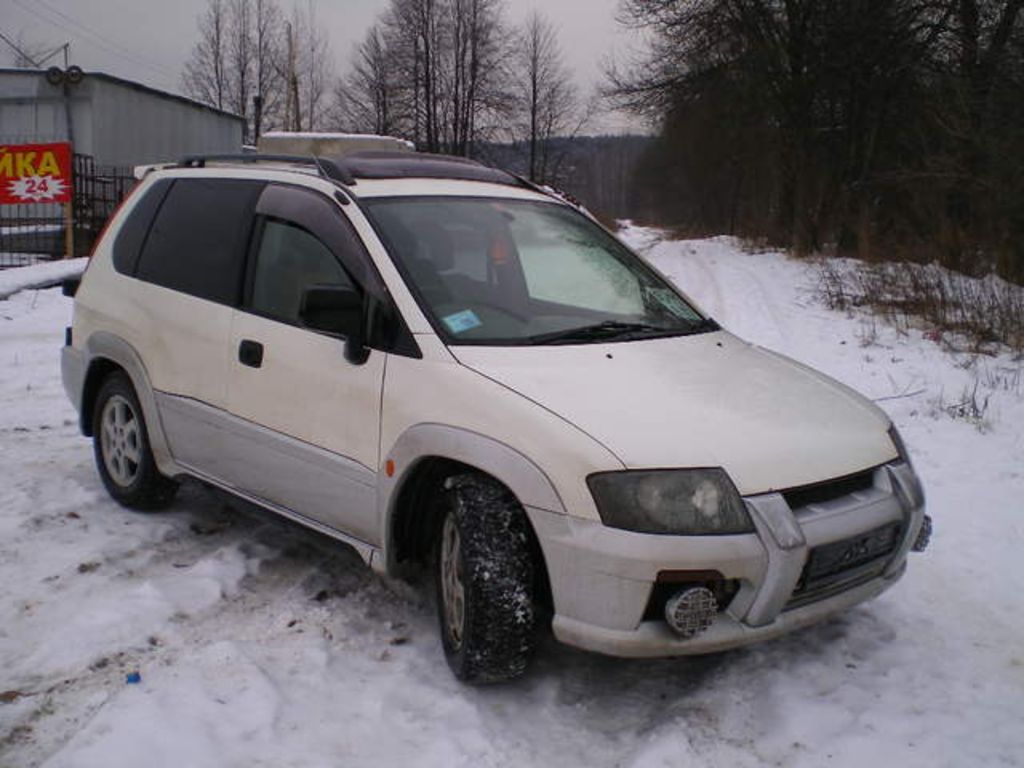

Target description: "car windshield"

left=362, top=196, right=713, bottom=345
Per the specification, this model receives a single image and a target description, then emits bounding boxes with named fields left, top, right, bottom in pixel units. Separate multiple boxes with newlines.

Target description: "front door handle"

left=238, top=339, right=264, bottom=368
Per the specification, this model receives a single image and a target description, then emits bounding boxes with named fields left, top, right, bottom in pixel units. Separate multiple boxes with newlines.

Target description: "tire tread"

left=437, top=473, right=537, bottom=683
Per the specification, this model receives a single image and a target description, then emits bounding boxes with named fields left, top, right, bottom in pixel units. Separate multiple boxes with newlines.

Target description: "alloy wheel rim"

left=100, top=395, right=142, bottom=488
left=440, top=513, right=465, bottom=650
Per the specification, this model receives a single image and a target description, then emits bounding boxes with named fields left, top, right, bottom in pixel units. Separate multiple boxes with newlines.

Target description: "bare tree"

left=512, top=12, right=581, bottom=183
left=448, top=0, right=509, bottom=155
left=334, top=23, right=404, bottom=134
left=182, top=0, right=229, bottom=110
left=943, top=0, right=1024, bottom=272
left=226, top=0, right=254, bottom=139
left=282, top=1, right=332, bottom=131
left=183, top=0, right=287, bottom=141
left=389, top=0, right=444, bottom=150
left=252, top=0, right=284, bottom=139
left=356, top=0, right=509, bottom=153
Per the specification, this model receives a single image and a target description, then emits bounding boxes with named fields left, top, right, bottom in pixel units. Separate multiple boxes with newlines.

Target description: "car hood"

left=451, top=332, right=895, bottom=496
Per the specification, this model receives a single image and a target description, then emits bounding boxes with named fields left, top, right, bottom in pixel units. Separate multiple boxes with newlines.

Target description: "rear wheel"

left=434, top=474, right=537, bottom=683
left=92, top=373, right=177, bottom=510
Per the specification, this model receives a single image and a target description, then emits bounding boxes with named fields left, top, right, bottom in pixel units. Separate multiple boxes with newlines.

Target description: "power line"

left=0, top=26, right=42, bottom=67
left=10, top=0, right=179, bottom=83
left=34, top=0, right=175, bottom=73
left=36, top=42, right=70, bottom=67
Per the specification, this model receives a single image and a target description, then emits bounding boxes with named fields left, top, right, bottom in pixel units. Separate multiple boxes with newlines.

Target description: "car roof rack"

left=176, top=151, right=537, bottom=194
left=176, top=154, right=355, bottom=185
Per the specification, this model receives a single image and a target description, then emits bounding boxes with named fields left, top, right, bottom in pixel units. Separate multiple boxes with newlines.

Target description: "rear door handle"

left=238, top=339, right=264, bottom=368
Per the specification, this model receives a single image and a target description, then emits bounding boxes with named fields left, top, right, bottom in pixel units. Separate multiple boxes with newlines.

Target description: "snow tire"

left=435, top=473, right=537, bottom=684
left=92, top=372, right=177, bottom=510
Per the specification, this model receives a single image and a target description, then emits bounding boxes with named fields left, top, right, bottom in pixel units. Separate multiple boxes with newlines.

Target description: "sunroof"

left=336, top=151, right=518, bottom=185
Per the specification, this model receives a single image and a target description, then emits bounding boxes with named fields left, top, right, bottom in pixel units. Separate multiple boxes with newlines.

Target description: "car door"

left=129, top=177, right=264, bottom=472
left=218, top=184, right=385, bottom=544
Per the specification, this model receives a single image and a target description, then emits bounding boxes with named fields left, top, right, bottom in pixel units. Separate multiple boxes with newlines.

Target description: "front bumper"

left=553, top=565, right=903, bottom=657
left=529, top=462, right=926, bottom=658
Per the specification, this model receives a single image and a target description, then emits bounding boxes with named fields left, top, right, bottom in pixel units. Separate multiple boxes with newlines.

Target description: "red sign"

left=0, top=142, right=73, bottom=205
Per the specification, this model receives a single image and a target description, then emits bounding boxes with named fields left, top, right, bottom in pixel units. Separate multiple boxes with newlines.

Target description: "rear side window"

left=136, top=178, right=263, bottom=305
left=112, top=178, right=171, bottom=275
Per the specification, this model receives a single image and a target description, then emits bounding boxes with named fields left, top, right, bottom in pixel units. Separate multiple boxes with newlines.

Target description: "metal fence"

left=0, top=154, right=135, bottom=268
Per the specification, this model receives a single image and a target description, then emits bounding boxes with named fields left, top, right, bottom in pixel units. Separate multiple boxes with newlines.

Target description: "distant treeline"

left=479, top=136, right=653, bottom=222
left=609, top=0, right=1024, bottom=282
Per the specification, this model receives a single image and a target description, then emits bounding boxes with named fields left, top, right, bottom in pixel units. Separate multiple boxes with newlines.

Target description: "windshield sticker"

left=442, top=309, right=483, bottom=334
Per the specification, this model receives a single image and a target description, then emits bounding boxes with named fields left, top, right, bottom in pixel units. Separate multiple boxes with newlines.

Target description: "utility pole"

left=253, top=95, right=263, bottom=144
left=284, top=22, right=293, bottom=130
left=285, top=21, right=301, bottom=131
left=413, top=35, right=421, bottom=147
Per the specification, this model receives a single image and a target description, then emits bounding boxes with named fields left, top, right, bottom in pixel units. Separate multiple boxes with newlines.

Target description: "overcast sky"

left=0, top=0, right=645, bottom=132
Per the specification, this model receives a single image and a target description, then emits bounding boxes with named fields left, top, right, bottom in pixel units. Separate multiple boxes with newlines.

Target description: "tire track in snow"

left=632, top=235, right=727, bottom=320
left=715, top=257, right=792, bottom=353
left=643, top=237, right=790, bottom=352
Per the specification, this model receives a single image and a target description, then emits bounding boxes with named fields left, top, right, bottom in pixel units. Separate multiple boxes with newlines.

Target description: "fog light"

left=664, top=586, right=717, bottom=638
left=912, top=514, right=932, bottom=552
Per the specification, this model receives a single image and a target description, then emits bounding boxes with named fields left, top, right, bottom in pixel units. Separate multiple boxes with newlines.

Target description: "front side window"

left=363, top=197, right=710, bottom=345
left=249, top=218, right=355, bottom=325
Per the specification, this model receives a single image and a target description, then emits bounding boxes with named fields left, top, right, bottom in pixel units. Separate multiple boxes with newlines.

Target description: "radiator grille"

left=782, top=469, right=876, bottom=512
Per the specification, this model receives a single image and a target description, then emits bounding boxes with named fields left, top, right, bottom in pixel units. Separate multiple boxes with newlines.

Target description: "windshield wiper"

left=529, top=321, right=672, bottom=345
left=528, top=317, right=720, bottom=346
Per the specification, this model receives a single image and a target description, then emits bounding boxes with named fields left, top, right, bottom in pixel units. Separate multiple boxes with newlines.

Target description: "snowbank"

left=0, top=257, right=88, bottom=300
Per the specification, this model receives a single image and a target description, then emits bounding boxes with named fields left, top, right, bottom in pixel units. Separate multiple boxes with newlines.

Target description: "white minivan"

left=62, top=150, right=929, bottom=682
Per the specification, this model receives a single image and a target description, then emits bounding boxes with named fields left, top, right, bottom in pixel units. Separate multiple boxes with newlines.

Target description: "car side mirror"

left=299, top=285, right=370, bottom=365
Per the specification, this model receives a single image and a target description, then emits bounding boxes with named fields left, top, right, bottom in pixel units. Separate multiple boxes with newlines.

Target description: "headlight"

left=587, top=469, right=753, bottom=535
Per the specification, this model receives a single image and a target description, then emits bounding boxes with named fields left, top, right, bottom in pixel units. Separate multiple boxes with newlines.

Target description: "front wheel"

left=92, top=372, right=177, bottom=510
left=435, top=474, right=538, bottom=683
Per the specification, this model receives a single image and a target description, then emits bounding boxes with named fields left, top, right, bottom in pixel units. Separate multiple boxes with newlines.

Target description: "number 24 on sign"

left=0, top=143, right=73, bottom=205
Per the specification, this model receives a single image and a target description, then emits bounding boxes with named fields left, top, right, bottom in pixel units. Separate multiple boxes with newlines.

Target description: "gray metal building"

left=0, top=68, right=243, bottom=167
left=1, top=69, right=244, bottom=265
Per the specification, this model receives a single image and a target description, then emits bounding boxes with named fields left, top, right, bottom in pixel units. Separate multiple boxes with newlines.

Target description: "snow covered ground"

left=1, top=229, right=1022, bottom=767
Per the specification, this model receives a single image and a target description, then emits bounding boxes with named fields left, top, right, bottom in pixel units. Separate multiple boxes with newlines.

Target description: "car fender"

left=377, top=423, right=567, bottom=574
left=82, top=331, right=181, bottom=478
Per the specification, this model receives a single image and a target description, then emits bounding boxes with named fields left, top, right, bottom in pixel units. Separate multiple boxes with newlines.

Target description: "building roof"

left=0, top=68, right=244, bottom=123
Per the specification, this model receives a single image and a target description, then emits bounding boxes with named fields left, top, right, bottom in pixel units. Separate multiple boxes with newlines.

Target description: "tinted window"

left=250, top=219, right=355, bottom=325
left=248, top=184, right=420, bottom=357
left=112, top=178, right=170, bottom=275
left=254, top=184, right=378, bottom=293
left=136, top=178, right=263, bottom=304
